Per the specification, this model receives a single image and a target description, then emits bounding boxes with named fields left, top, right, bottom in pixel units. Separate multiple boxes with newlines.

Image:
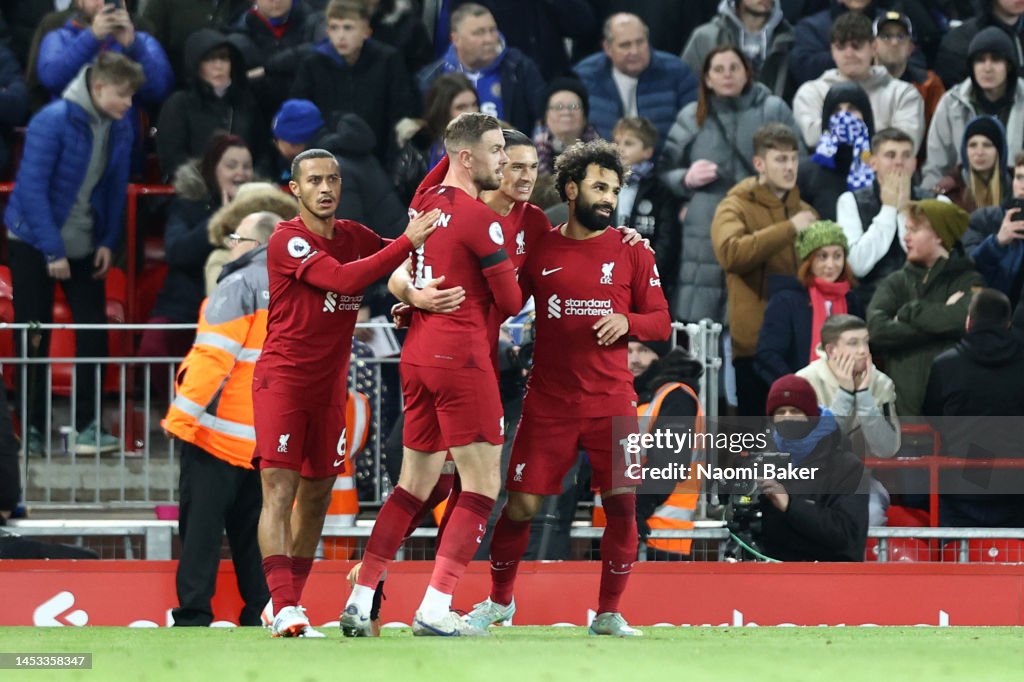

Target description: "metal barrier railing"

left=7, top=521, right=1023, bottom=563
left=2, top=320, right=717, bottom=510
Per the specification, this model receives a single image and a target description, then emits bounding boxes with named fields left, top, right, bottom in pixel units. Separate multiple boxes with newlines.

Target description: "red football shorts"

left=253, top=385, right=347, bottom=479
left=401, top=363, right=504, bottom=452
left=507, top=398, right=638, bottom=495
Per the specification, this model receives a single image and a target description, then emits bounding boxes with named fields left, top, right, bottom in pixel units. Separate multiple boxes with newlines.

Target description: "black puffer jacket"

left=760, top=424, right=869, bottom=562
left=155, top=29, right=265, bottom=179
left=332, top=114, right=409, bottom=240
left=230, top=3, right=316, bottom=121
left=150, top=163, right=217, bottom=322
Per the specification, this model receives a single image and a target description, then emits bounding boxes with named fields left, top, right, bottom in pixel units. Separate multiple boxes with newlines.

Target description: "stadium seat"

left=865, top=538, right=931, bottom=562
left=885, top=505, right=930, bottom=527
left=135, top=261, right=168, bottom=323
left=49, top=269, right=130, bottom=396
left=940, top=539, right=1024, bottom=564
left=0, top=265, right=14, bottom=390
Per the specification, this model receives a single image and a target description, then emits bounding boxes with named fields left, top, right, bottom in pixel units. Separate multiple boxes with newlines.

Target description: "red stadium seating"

left=0, top=265, right=15, bottom=390
left=865, top=538, right=932, bottom=562
left=940, top=539, right=1024, bottom=564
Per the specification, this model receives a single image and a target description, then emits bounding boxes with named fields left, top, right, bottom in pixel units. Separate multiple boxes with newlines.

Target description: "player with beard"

left=254, top=148, right=439, bottom=638
left=341, top=112, right=523, bottom=637
left=465, top=139, right=671, bottom=636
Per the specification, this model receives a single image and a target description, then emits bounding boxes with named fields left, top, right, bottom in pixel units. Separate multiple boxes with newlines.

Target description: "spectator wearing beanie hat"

left=266, top=99, right=330, bottom=183
left=935, top=115, right=1011, bottom=212
left=867, top=199, right=984, bottom=415
left=532, top=77, right=599, bottom=175
left=923, top=26, right=1024, bottom=190
left=757, top=373, right=868, bottom=563
left=756, top=220, right=864, bottom=387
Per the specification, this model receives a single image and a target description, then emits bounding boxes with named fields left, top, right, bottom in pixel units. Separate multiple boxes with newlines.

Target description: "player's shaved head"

left=444, top=111, right=502, bottom=154
left=291, top=148, right=338, bottom=181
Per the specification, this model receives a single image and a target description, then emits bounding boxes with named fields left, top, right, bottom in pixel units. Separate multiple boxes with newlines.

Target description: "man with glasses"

left=872, top=11, right=944, bottom=131
left=163, top=210, right=281, bottom=629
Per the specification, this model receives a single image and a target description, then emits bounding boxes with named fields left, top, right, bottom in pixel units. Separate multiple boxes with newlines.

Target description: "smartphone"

left=105, top=0, right=124, bottom=9
left=1008, top=198, right=1024, bottom=218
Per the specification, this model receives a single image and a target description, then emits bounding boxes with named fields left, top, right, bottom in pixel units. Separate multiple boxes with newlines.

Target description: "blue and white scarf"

left=811, top=111, right=875, bottom=191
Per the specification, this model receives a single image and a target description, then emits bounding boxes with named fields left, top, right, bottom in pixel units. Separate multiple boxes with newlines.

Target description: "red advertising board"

left=2, top=561, right=1022, bottom=627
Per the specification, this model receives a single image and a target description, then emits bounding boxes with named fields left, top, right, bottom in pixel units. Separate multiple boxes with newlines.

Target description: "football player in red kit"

left=466, top=139, right=671, bottom=637
left=255, top=149, right=440, bottom=638
left=341, top=113, right=523, bottom=637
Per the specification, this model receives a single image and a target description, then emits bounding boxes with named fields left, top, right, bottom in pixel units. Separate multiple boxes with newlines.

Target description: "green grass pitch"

left=2, top=626, right=1022, bottom=682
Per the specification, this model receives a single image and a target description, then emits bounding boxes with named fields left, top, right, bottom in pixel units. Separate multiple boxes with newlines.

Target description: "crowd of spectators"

left=2, top=0, right=1023, bottom=540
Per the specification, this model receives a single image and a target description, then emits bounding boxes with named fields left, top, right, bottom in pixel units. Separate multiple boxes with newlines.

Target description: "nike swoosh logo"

left=541, top=267, right=562, bottom=276
left=333, top=459, right=344, bottom=468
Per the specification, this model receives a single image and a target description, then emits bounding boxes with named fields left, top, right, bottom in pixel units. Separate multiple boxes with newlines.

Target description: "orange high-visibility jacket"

left=640, top=382, right=703, bottom=554
left=162, top=247, right=269, bottom=469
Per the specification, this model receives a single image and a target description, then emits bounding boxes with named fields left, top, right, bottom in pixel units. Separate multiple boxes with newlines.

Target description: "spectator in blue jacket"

left=963, top=149, right=1024, bottom=310
left=416, top=2, right=545, bottom=139
left=3, top=53, right=144, bottom=457
left=35, top=0, right=172, bottom=108
left=573, top=12, right=697, bottom=153
left=0, top=37, right=28, bottom=177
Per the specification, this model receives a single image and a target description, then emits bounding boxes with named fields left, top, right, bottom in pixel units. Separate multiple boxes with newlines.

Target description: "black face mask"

left=774, top=419, right=815, bottom=441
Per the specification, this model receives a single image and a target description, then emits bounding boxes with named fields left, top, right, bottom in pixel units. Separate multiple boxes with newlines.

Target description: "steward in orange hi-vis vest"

left=161, top=242, right=272, bottom=627
left=163, top=245, right=269, bottom=468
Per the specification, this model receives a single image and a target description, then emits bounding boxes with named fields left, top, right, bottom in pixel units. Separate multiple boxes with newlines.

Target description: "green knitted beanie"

left=910, top=199, right=969, bottom=249
left=796, top=220, right=849, bottom=261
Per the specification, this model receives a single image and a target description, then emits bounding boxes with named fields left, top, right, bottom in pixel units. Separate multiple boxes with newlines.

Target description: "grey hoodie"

left=682, top=0, right=792, bottom=96
left=60, top=65, right=112, bottom=260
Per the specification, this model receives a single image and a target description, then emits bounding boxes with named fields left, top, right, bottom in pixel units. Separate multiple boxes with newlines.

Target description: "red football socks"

left=488, top=507, right=531, bottom=606
left=597, top=493, right=638, bottom=614
left=358, top=486, right=424, bottom=589
left=291, top=555, right=314, bottom=603
left=428, top=492, right=495, bottom=594
left=262, top=554, right=296, bottom=611
left=403, top=472, right=455, bottom=540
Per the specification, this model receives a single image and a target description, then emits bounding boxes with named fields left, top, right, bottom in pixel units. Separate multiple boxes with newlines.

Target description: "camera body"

left=721, top=451, right=791, bottom=561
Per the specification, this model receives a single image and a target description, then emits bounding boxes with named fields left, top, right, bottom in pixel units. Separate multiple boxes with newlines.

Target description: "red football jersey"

left=255, top=217, right=413, bottom=401
left=519, top=227, right=670, bottom=416
left=402, top=185, right=522, bottom=369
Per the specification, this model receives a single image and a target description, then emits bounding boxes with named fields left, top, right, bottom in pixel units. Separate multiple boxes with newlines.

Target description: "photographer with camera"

left=755, top=374, right=869, bottom=562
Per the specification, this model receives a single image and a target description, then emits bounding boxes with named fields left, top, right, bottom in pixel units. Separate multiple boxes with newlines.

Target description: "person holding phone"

left=35, top=0, right=173, bottom=107
left=963, top=150, right=1024, bottom=311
